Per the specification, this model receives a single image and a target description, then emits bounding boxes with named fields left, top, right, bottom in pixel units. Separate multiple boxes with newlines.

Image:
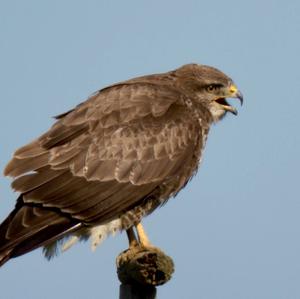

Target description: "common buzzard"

left=0, top=63, right=243, bottom=266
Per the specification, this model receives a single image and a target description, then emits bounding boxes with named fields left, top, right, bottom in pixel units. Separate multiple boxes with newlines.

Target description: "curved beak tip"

left=232, top=108, right=238, bottom=115
left=236, top=90, right=244, bottom=106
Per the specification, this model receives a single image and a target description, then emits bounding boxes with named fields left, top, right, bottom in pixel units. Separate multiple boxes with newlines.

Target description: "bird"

left=0, top=63, right=243, bottom=266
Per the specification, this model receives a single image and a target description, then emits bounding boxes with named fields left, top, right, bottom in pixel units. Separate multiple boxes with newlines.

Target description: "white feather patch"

left=90, top=218, right=122, bottom=251
left=44, top=218, right=123, bottom=258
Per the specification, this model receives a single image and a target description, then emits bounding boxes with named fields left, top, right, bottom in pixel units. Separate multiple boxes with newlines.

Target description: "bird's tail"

left=0, top=250, right=12, bottom=267
left=0, top=197, right=81, bottom=267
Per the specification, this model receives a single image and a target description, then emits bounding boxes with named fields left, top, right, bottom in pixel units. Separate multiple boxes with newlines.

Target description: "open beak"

left=215, top=84, right=243, bottom=115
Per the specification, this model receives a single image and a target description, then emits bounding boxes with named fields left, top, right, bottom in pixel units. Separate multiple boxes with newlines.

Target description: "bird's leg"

left=136, top=222, right=152, bottom=247
left=126, top=227, right=138, bottom=247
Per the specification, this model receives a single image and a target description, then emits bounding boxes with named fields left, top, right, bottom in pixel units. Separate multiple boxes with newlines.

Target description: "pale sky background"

left=0, top=1, right=300, bottom=298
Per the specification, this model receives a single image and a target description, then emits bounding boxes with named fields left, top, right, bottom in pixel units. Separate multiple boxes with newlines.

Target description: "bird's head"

left=175, top=64, right=243, bottom=122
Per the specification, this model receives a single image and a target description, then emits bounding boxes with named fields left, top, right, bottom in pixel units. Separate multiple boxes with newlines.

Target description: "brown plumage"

left=0, top=63, right=243, bottom=266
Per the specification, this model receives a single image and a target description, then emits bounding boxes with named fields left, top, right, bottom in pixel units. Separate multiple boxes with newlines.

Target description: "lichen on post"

left=117, top=245, right=174, bottom=298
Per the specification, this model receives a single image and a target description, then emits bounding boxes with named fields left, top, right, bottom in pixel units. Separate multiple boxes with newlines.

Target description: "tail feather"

left=0, top=197, right=81, bottom=267
left=0, top=249, right=13, bottom=267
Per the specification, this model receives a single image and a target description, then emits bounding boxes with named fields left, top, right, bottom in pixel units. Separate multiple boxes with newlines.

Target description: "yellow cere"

left=229, top=84, right=238, bottom=94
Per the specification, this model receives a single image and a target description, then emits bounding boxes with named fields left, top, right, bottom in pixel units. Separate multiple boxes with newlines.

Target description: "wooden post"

left=119, top=284, right=156, bottom=299
left=117, top=245, right=174, bottom=299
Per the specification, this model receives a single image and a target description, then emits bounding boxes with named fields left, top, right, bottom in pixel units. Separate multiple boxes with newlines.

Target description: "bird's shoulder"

left=56, top=73, right=182, bottom=125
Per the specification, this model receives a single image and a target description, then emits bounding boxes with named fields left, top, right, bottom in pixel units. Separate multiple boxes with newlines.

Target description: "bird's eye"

left=206, top=84, right=221, bottom=92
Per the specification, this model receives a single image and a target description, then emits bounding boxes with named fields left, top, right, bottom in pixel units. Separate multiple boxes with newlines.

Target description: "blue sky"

left=0, top=1, right=300, bottom=298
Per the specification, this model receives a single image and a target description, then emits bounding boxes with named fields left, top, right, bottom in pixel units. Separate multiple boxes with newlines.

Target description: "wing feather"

left=11, top=167, right=67, bottom=193
left=6, top=82, right=201, bottom=220
left=4, top=152, right=49, bottom=177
